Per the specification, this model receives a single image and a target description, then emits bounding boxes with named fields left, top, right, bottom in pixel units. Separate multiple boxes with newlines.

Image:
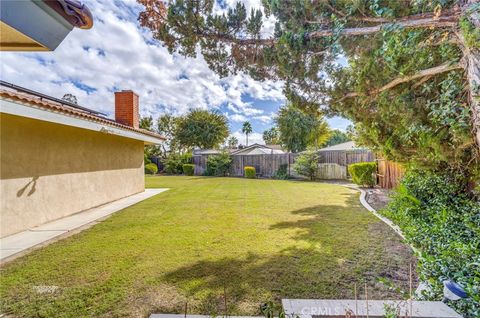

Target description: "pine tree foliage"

left=138, top=0, right=480, bottom=186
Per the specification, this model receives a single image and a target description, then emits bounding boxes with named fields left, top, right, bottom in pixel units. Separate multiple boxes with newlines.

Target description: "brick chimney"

left=114, top=90, right=139, bottom=128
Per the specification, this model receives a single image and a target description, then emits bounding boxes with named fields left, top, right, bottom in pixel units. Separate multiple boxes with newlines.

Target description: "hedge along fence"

left=192, top=149, right=374, bottom=179
left=348, top=162, right=377, bottom=187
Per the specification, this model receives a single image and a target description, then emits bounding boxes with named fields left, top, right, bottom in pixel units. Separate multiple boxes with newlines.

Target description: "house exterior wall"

left=0, top=113, right=145, bottom=238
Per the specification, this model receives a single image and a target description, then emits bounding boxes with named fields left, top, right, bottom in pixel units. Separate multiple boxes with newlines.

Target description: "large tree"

left=157, top=113, right=180, bottom=156
left=140, top=115, right=162, bottom=159
left=175, top=109, right=229, bottom=149
left=138, top=0, right=480, bottom=185
left=140, top=116, right=154, bottom=131
left=325, top=129, right=351, bottom=147
left=276, top=104, right=329, bottom=152
left=242, top=121, right=253, bottom=146
left=227, top=135, right=239, bottom=149
left=262, top=126, right=280, bottom=144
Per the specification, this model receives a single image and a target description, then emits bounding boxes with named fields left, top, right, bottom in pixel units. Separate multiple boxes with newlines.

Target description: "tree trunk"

left=309, top=15, right=458, bottom=38
left=465, top=46, right=480, bottom=150
left=460, top=1, right=480, bottom=150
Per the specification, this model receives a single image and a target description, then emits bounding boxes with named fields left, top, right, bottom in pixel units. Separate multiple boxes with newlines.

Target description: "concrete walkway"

left=149, top=299, right=462, bottom=318
left=282, top=298, right=462, bottom=318
left=0, top=188, right=168, bottom=263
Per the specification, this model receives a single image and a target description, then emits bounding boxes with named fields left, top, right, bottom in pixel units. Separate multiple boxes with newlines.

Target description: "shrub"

left=182, top=164, right=195, bottom=176
left=244, top=166, right=256, bottom=178
left=144, top=163, right=158, bottom=175
left=348, top=162, right=377, bottom=187
left=144, top=154, right=152, bottom=164
left=293, top=150, right=318, bottom=180
left=273, top=163, right=289, bottom=180
left=380, top=170, right=480, bottom=317
left=204, top=152, right=232, bottom=176
left=164, top=152, right=192, bottom=174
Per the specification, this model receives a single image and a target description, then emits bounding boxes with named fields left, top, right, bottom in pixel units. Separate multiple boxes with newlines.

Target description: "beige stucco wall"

left=0, top=113, right=145, bottom=238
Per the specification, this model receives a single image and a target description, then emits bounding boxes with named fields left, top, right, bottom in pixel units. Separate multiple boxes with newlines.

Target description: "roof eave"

left=1, top=98, right=165, bottom=145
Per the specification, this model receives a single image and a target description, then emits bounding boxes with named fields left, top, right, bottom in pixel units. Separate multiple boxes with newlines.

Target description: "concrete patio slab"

left=150, top=315, right=263, bottom=318
left=282, top=299, right=462, bottom=318
left=0, top=188, right=168, bottom=263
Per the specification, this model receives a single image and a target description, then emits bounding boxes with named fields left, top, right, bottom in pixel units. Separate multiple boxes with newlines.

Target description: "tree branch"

left=306, top=8, right=461, bottom=24
left=339, top=62, right=463, bottom=101
left=457, top=0, right=480, bottom=149
left=309, top=15, right=459, bottom=38
left=195, top=13, right=460, bottom=47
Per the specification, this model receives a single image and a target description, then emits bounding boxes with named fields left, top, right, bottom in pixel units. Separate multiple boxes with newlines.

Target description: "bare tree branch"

left=309, top=15, right=459, bottom=38
left=306, top=8, right=461, bottom=24
left=339, top=62, right=463, bottom=101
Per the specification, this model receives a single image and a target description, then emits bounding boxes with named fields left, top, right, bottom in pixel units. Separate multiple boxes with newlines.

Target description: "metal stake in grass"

left=365, top=282, right=369, bottom=318
left=409, top=262, right=413, bottom=318
left=224, top=284, right=228, bottom=318
left=354, top=282, right=358, bottom=317
left=184, top=300, right=188, bottom=318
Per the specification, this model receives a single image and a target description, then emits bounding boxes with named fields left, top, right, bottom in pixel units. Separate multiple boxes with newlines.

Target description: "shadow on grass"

left=159, top=193, right=416, bottom=315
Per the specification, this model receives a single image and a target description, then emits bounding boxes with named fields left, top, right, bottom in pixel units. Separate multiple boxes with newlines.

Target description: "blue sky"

left=0, top=0, right=351, bottom=145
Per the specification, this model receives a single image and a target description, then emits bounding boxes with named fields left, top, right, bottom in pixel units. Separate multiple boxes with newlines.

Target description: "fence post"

left=288, top=153, right=291, bottom=177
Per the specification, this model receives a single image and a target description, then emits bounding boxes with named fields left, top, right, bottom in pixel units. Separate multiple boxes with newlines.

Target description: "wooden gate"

left=377, top=159, right=405, bottom=189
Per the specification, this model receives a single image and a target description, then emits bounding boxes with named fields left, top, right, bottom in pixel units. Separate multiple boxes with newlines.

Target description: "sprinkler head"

left=443, top=280, right=467, bottom=301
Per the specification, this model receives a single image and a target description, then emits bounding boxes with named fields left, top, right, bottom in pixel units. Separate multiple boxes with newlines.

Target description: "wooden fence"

left=230, top=153, right=295, bottom=177
left=377, top=159, right=405, bottom=189
left=318, top=149, right=375, bottom=166
left=317, top=163, right=347, bottom=179
left=193, top=149, right=374, bottom=179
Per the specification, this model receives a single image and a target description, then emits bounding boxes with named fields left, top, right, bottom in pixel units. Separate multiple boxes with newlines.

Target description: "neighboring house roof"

left=231, top=143, right=286, bottom=155
left=193, top=144, right=286, bottom=156
left=193, top=149, right=223, bottom=155
left=318, top=141, right=366, bottom=151
left=244, top=148, right=285, bottom=155
left=0, top=83, right=165, bottom=145
left=192, top=148, right=237, bottom=155
left=265, top=144, right=284, bottom=151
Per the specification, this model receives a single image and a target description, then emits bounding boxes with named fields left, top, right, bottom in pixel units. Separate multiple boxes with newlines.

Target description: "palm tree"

left=242, top=121, right=252, bottom=146
left=227, top=136, right=238, bottom=149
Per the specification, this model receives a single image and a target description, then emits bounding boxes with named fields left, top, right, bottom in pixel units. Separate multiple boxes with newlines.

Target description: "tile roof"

left=0, top=89, right=165, bottom=141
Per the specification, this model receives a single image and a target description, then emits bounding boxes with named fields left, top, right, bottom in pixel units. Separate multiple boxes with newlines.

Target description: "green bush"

left=293, top=150, right=318, bottom=180
left=244, top=166, right=256, bottom=178
left=381, top=170, right=480, bottom=317
left=144, top=154, right=152, bottom=164
left=182, top=164, right=195, bottom=176
left=273, top=163, right=289, bottom=180
left=204, top=152, right=232, bottom=176
left=348, top=162, right=377, bottom=187
left=144, top=163, right=158, bottom=175
left=164, top=152, right=192, bottom=174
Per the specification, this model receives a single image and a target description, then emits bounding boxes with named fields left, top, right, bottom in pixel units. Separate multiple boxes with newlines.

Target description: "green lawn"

left=0, top=176, right=415, bottom=317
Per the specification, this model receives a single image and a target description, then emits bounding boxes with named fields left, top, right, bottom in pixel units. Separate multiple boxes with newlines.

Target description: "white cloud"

left=253, top=115, right=273, bottom=124
left=229, top=114, right=247, bottom=122
left=0, top=0, right=283, bottom=121
left=231, top=130, right=264, bottom=146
